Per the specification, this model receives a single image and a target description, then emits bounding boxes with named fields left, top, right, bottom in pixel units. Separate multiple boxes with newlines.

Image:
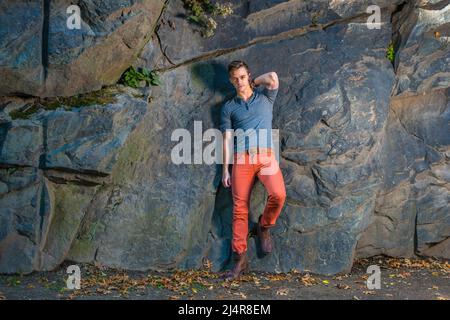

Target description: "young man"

left=219, top=60, right=287, bottom=280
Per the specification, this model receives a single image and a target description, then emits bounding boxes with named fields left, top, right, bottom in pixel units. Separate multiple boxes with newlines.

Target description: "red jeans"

left=231, top=148, right=286, bottom=254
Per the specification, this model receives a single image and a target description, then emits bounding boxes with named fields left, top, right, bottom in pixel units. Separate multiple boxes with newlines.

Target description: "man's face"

left=229, top=67, right=251, bottom=93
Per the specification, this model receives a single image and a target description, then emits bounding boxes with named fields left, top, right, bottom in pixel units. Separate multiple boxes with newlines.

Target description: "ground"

left=0, top=256, right=449, bottom=300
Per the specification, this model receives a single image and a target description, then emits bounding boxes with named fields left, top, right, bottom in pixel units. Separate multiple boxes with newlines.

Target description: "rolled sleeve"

left=219, top=104, right=232, bottom=133
left=262, top=87, right=279, bottom=104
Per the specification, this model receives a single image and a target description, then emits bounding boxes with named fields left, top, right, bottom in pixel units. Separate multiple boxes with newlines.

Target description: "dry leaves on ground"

left=64, top=263, right=220, bottom=298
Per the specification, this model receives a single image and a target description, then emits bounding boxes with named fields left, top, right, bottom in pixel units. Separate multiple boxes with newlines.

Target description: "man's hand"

left=222, top=169, right=231, bottom=188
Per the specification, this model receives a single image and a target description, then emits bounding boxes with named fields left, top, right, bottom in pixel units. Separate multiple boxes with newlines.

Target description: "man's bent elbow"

left=268, top=72, right=279, bottom=90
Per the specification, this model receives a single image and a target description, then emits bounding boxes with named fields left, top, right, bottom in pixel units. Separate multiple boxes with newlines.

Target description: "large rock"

left=393, top=0, right=450, bottom=95
left=0, top=167, right=46, bottom=274
left=0, top=121, right=43, bottom=167
left=67, top=66, right=221, bottom=270
left=356, top=87, right=450, bottom=258
left=0, top=0, right=449, bottom=275
left=356, top=0, right=450, bottom=259
left=0, top=0, right=165, bottom=97
left=0, top=87, right=149, bottom=273
left=138, top=0, right=404, bottom=70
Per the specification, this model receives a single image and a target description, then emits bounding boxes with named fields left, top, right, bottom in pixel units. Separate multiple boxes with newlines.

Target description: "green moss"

left=9, top=104, right=43, bottom=120
left=5, top=167, right=18, bottom=175
left=9, top=87, right=119, bottom=120
left=42, top=86, right=118, bottom=109
left=120, top=66, right=161, bottom=88
left=182, top=0, right=233, bottom=38
left=111, top=129, right=146, bottom=184
left=68, top=237, right=95, bottom=259
left=386, top=42, right=395, bottom=65
left=68, top=220, right=106, bottom=260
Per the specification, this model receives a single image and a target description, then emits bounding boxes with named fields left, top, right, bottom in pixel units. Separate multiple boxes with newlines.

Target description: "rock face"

left=0, top=0, right=165, bottom=97
left=0, top=0, right=449, bottom=275
left=0, top=87, right=149, bottom=273
left=356, top=0, right=450, bottom=259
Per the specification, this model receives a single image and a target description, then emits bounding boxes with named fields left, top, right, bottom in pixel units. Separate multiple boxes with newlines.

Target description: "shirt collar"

left=234, top=89, right=257, bottom=105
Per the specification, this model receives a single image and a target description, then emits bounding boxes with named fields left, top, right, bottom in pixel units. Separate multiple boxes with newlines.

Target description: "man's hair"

left=227, top=60, right=250, bottom=75
left=227, top=60, right=255, bottom=89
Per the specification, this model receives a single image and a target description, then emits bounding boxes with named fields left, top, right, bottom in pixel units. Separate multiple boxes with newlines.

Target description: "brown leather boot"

left=257, top=215, right=273, bottom=254
left=223, top=251, right=249, bottom=281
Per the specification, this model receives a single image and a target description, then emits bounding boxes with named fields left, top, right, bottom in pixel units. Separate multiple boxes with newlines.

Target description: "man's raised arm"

left=253, top=71, right=279, bottom=90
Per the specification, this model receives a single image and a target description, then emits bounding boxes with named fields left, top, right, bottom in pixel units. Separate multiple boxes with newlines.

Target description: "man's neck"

left=237, top=87, right=254, bottom=102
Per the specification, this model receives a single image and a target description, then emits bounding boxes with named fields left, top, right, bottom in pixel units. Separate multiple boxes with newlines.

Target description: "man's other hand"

left=222, top=170, right=231, bottom=188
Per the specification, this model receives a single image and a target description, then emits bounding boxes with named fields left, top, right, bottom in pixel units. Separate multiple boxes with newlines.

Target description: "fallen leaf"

left=335, top=283, right=351, bottom=290
left=363, top=291, right=376, bottom=295
left=276, top=288, right=289, bottom=296
left=233, top=292, right=247, bottom=299
left=300, top=273, right=317, bottom=287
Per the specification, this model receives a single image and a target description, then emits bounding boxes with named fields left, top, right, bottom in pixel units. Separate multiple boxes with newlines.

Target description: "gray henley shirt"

left=219, top=85, right=279, bottom=153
